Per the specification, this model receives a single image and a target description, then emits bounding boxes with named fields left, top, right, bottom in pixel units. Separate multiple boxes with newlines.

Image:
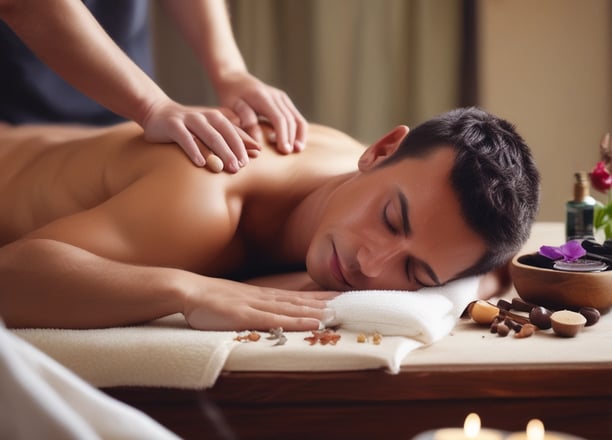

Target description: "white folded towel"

left=327, top=277, right=479, bottom=344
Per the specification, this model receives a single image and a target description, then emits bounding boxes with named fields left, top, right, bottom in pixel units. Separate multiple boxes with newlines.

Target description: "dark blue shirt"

left=0, top=0, right=153, bottom=125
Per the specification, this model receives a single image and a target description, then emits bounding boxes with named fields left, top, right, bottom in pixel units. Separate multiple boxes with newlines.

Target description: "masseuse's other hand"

left=183, top=277, right=338, bottom=332
left=215, top=71, right=308, bottom=155
left=141, top=99, right=260, bottom=173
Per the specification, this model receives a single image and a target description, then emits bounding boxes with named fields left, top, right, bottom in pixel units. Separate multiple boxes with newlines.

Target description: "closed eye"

left=405, top=258, right=425, bottom=287
left=383, top=201, right=399, bottom=235
left=406, top=257, right=441, bottom=288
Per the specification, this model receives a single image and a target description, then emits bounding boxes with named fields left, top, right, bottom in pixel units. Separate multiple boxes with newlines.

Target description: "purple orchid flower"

left=539, top=240, right=586, bottom=262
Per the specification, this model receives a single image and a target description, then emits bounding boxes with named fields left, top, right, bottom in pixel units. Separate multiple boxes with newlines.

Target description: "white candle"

left=506, top=419, right=575, bottom=440
left=433, top=413, right=504, bottom=440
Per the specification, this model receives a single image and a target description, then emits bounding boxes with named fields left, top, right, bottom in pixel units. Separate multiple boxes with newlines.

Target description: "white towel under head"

left=327, top=277, right=479, bottom=344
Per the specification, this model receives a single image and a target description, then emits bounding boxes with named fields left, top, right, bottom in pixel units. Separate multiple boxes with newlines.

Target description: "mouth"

left=330, top=242, right=352, bottom=289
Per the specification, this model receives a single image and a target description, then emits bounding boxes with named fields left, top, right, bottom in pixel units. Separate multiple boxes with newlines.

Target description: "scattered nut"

left=529, top=306, right=553, bottom=330
left=504, top=317, right=522, bottom=332
left=372, top=332, right=382, bottom=345
left=468, top=300, right=500, bottom=325
left=496, top=322, right=510, bottom=337
left=551, top=310, right=587, bottom=337
left=578, top=307, right=601, bottom=327
left=357, top=333, right=367, bottom=343
left=490, top=319, right=499, bottom=333
left=514, top=323, right=537, bottom=339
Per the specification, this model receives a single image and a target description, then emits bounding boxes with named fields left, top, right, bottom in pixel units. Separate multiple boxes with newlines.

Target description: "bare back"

left=0, top=122, right=363, bottom=276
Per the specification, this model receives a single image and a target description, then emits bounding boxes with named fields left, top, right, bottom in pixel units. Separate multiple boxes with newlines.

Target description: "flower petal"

left=590, top=161, right=612, bottom=193
left=539, top=245, right=564, bottom=260
left=558, top=240, right=586, bottom=262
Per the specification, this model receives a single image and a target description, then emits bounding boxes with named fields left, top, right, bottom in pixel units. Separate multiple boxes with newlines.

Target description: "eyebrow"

left=396, top=187, right=442, bottom=286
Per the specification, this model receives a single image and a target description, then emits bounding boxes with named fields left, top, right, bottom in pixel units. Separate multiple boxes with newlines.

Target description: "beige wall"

left=477, top=0, right=612, bottom=221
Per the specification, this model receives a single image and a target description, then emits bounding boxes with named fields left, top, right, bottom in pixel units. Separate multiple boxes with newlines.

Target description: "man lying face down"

left=0, top=107, right=540, bottom=331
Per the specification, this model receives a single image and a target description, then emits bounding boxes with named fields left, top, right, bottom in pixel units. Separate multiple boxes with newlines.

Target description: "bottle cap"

left=573, top=172, right=590, bottom=202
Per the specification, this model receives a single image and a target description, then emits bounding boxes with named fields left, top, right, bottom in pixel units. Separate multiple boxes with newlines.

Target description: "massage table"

left=12, top=223, right=612, bottom=439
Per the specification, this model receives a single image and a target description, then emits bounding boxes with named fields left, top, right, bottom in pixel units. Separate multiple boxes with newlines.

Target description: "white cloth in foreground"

left=328, top=276, right=479, bottom=344
left=0, top=321, right=179, bottom=440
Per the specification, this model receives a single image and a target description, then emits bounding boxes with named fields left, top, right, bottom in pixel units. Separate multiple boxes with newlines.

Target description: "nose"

left=355, top=243, right=402, bottom=278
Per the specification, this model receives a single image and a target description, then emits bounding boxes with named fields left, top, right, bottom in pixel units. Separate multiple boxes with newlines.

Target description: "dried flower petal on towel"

left=304, top=329, right=341, bottom=345
left=266, top=327, right=288, bottom=346
left=266, top=327, right=284, bottom=340
left=234, top=331, right=261, bottom=342
left=539, top=240, right=586, bottom=262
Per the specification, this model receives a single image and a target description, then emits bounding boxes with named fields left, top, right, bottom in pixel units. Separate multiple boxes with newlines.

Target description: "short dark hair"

left=381, top=107, right=540, bottom=276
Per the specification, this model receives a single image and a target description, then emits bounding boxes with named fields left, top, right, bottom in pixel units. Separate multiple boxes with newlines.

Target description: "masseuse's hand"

left=141, top=98, right=261, bottom=173
left=183, top=277, right=338, bottom=331
left=215, top=71, right=308, bottom=155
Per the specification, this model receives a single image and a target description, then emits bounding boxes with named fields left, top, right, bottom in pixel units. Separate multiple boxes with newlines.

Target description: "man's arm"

left=0, top=0, right=254, bottom=171
left=0, top=239, right=335, bottom=330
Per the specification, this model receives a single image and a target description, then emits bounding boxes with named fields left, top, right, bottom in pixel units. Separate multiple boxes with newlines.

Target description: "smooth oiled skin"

left=0, top=121, right=488, bottom=330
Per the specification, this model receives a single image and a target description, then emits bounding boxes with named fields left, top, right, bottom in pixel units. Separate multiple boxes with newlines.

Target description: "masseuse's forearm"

left=0, top=0, right=166, bottom=126
left=0, top=239, right=185, bottom=329
left=160, top=0, right=248, bottom=89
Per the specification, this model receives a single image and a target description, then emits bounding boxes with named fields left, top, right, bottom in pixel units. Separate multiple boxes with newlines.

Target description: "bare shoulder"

left=307, top=123, right=365, bottom=148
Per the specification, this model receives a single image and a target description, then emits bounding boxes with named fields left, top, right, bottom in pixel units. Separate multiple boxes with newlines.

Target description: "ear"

left=358, top=125, right=410, bottom=171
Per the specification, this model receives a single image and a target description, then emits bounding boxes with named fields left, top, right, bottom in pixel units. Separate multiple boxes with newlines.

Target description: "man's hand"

left=141, top=99, right=261, bottom=173
left=183, top=277, right=338, bottom=331
left=215, top=71, right=308, bottom=155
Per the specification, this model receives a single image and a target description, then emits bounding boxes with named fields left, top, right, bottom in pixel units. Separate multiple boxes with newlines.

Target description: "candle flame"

left=463, top=413, right=481, bottom=438
left=526, top=419, right=545, bottom=440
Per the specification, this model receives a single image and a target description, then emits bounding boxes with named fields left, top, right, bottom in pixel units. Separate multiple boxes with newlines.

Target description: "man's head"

left=306, top=107, right=540, bottom=291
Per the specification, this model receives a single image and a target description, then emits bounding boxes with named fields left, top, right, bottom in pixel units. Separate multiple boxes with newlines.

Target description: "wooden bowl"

left=510, top=254, right=612, bottom=312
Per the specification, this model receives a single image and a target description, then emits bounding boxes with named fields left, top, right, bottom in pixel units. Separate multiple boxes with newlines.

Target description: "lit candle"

left=506, top=419, right=581, bottom=440
left=430, top=413, right=504, bottom=440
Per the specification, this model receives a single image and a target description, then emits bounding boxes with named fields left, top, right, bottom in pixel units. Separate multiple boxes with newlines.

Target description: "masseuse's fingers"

left=186, top=109, right=251, bottom=173
left=194, top=140, right=224, bottom=173
left=215, top=72, right=308, bottom=154
left=141, top=100, right=260, bottom=173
